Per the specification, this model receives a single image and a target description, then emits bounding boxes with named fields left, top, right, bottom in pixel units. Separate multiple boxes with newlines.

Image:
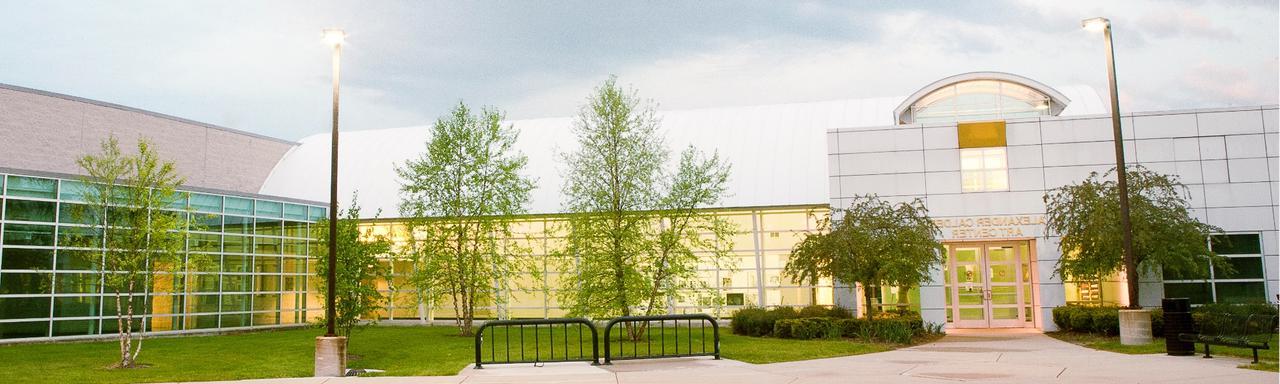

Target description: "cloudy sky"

left=3, top=0, right=1276, bottom=140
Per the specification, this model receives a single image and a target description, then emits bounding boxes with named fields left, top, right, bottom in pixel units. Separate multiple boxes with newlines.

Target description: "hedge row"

left=730, top=306, right=852, bottom=337
left=1051, top=306, right=1121, bottom=335
left=773, top=317, right=921, bottom=344
left=1054, top=303, right=1280, bottom=337
left=731, top=305, right=928, bottom=344
left=1191, top=303, right=1279, bottom=334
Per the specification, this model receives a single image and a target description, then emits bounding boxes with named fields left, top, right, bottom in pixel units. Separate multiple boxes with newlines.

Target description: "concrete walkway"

left=183, top=330, right=1276, bottom=384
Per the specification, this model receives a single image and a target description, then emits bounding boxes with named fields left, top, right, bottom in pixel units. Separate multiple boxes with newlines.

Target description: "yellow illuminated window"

left=960, top=148, right=1008, bottom=192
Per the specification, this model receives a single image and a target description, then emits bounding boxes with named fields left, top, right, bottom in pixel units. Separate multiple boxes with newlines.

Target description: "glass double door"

left=948, top=243, right=1030, bottom=328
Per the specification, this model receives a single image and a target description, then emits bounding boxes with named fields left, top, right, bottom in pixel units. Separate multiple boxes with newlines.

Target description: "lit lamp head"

left=1081, top=17, right=1110, bottom=32
left=1035, top=100, right=1050, bottom=110
left=322, top=28, right=347, bottom=47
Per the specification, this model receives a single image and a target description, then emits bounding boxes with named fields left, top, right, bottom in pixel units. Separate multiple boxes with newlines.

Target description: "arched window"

left=895, top=72, right=1070, bottom=124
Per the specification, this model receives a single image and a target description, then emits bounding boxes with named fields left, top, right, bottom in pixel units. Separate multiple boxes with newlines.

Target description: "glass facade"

left=0, top=173, right=325, bottom=340
left=363, top=205, right=835, bottom=321
left=906, top=79, right=1052, bottom=124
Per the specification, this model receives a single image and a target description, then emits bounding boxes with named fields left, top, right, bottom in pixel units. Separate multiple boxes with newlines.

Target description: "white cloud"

left=504, top=2, right=1277, bottom=120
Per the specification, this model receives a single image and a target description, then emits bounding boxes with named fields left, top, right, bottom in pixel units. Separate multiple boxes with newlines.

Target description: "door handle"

left=983, top=289, right=992, bottom=302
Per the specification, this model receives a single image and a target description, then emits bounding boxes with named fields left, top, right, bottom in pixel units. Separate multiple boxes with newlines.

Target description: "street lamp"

left=316, top=27, right=346, bottom=377
left=1082, top=17, right=1138, bottom=309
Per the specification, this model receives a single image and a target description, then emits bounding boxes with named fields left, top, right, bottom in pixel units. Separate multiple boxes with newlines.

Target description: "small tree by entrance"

left=71, top=137, right=192, bottom=368
left=783, top=195, right=944, bottom=317
left=1043, top=165, right=1226, bottom=308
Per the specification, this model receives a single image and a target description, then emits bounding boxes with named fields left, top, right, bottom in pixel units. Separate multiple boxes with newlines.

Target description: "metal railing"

left=603, top=314, right=720, bottom=364
left=473, top=318, right=599, bottom=368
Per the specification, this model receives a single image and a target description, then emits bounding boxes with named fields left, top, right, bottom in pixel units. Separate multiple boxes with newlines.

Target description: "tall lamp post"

left=315, top=27, right=347, bottom=377
left=1082, top=17, right=1137, bottom=309
left=1083, top=17, right=1149, bottom=345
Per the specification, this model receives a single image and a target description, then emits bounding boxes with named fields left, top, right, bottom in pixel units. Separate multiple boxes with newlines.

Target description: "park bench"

left=1177, top=312, right=1277, bottom=363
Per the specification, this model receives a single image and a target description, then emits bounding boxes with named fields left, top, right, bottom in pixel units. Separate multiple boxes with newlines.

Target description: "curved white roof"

left=893, top=72, right=1074, bottom=124
left=260, top=84, right=1104, bottom=218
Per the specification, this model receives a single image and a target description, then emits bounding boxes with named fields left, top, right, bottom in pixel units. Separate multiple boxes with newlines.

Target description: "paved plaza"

left=183, top=329, right=1276, bottom=384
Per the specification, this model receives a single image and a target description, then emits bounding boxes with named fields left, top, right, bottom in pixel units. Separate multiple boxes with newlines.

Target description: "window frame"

left=1161, top=232, right=1267, bottom=304
left=959, top=147, right=1010, bottom=193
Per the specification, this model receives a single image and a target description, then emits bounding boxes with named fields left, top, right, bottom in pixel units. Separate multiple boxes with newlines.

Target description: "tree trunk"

left=114, top=289, right=128, bottom=368
left=862, top=282, right=877, bottom=319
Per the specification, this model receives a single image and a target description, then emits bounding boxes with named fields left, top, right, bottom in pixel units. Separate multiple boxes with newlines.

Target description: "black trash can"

left=1163, top=298, right=1194, bottom=356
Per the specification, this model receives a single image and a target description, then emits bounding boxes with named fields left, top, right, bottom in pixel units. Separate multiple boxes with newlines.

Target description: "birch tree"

left=72, top=137, right=190, bottom=368
left=397, top=102, right=535, bottom=336
left=559, top=76, right=736, bottom=328
left=312, top=194, right=393, bottom=337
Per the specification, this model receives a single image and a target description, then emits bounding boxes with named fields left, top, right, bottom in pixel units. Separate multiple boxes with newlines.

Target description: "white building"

left=826, top=72, right=1278, bottom=330
left=262, top=71, right=1277, bottom=331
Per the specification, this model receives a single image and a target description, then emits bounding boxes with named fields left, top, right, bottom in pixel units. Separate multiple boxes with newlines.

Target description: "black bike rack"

left=473, top=318, right=599, bottom=369
left=602, top=313, right=720, bottom=364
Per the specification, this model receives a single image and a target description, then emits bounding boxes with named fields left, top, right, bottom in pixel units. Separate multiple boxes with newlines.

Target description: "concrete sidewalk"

left=180, top=330, right=1277, bottom=384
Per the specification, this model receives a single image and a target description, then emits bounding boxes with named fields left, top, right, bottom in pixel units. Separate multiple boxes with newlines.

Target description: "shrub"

left=772, top=306, right=800, bottom=319
left=1052, top=306, right=1075, bottom=330
left=1091, top=309, right=1119, bottom=336
left=798, top=305, right=831, bottom=318
left=1052, top=305, right=1126, bottom=334
left=793, top=305, right=854, bottom=319
left=731, top=306, right=802, bottom=337
left=872, top=308, right=919, bottom=320
left=1192, top=303, right=1279, bottom=335
left=1070, top=307, right=1093, bottom=332
left=773, top=318, right=797, bottom=339
left=836, top=318, right=866, bottom=338
left=731, top=307, right=767, bottom=336
left=868, top=318, right=915, bottom=344
left=795, top=318, right=842, bottom=340
left=921, top=321, right=946, bottom=335
left=1150, top=308, right=1164, bottom=337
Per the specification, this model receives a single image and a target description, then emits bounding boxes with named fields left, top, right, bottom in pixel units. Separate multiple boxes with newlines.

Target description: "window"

left=960, top=148, right=1008, bottom=192
left=4, top=199, right=56, bottom=222
left=3, top=224, right=55, bottom=246
left=189, top=193, right=223, bottom=213
left=1162, top=233, right=1267, bottom=304
left=903, top=79, right=1053, bottom=124
left=255, top=201, right=282, bottom=218
left=5, top=176, right=56, bottom=199
left=224, top=197, right=253, bottom=216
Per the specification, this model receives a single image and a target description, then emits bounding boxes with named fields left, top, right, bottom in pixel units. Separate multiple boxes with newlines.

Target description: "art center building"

left=0, top=71, right=1275, bottom=341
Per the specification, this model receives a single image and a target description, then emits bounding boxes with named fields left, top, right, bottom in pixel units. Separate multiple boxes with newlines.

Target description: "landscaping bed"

left=731, top=305, right=945, bottom=345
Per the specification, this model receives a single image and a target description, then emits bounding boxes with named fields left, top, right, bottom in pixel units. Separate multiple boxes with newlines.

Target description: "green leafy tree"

left=396, top=102, right=536, bottom=336
left=1044, top=166, right=1225, bottom=308
left=313, top=194, right=393, bottom=337
left=559, top=76, right=736, bottom=328
left=72, top=137, right=191, bottom=368
left=783, top=195, right=943, bottom=317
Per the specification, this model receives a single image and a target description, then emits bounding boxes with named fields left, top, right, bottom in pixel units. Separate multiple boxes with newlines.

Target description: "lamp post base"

left=315, top=336, right=348, bottom=377
left=1119, top=309, right=1153, bottom=346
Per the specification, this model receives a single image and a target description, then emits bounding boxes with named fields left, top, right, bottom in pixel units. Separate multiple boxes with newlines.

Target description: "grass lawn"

left=1047, top=332, right=1279, bottom=372
left=0, top=325, right=922, bottom=383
